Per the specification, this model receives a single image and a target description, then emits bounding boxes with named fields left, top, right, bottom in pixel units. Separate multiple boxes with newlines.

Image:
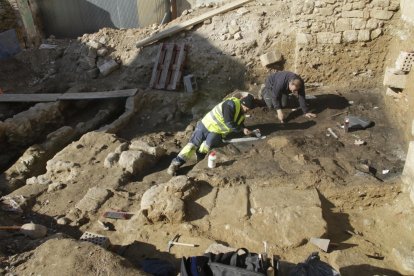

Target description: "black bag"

left=181, top=256, right=211, bottom=276
left=207, top=248, right=266, bottom=276
left=289, top=252, right=340, bottom=276
left=181, top=248, right=267, bottom=276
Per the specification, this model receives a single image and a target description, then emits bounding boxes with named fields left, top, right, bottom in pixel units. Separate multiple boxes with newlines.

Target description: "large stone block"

left=370, top=9, right=394, bottom=20
left=371, top=0, right=390, bottom=8
left=342, top=10, right=364, bottom=18
left=366, top=18, right=380, bottom=29
left=259, top=51, right=283, bottom=67
left=209, top=187, right=326, bottom=248
left=343, top=30, right=358, bottom=43
left=296, top=33, right=313, bottom=45
left=335, top=18, right=351, bottom=32
left=316, top=32, right=342, bottom=44
left=318, top=7, right=333, bottom=16
left=358, top=30, right=371, bottom=41
left=118, top=150, right=153, bottom=174
left=402, top=141, right=414, bottom=203
left=140, top=176, right=195, bottom=223
left=75, top=187, right=111, bottom=213
left=351, top=18, right=367, bottom=29
left=383, top=67, right=408, bottom=89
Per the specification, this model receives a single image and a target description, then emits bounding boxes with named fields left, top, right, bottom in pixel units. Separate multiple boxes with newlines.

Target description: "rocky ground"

left=0, top=0, right=413, bottom=275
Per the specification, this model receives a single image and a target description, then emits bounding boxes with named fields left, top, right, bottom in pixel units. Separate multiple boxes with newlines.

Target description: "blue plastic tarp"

left=0, top=29, right=21, bottom=60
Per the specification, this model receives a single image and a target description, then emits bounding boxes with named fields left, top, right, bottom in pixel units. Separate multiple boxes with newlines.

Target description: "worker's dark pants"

left=190, top=122, right=222, bottom=149
left=174, top=122, right=222, bottom=165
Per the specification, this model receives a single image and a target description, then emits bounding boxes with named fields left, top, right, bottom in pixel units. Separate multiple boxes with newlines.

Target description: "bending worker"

left=261, top=71, right=316, bottom=123
left=167, top=94, right=257, bottom=175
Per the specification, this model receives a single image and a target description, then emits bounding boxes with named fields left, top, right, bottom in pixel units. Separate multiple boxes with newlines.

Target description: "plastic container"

left=208, top=151, right=217, bottom=168
left=344, top=118, right=350, bottom=133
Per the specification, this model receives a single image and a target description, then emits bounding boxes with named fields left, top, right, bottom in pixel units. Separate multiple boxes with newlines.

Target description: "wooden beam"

left=136, top=0, right=253, bottom=48
left=0, top=89, right=137, bottom=102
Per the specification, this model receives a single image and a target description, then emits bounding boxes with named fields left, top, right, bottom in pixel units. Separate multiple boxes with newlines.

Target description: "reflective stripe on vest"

left=201, top=98, right=244, bottom=135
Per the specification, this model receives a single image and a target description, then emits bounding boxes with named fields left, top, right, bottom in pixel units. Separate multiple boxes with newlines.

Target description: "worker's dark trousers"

left=174, top=121, right=222, bottom=165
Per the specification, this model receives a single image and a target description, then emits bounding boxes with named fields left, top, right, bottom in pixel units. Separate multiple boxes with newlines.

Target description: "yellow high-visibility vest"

left=201, top=97, right=245, bottom=135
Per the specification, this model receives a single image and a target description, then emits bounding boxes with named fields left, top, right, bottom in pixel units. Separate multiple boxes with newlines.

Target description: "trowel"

left=310, top=237, right=330, bottom=252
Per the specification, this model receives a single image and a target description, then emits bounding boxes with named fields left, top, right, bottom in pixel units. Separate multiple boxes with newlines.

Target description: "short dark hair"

left=289, top=78, right=302, bottom=89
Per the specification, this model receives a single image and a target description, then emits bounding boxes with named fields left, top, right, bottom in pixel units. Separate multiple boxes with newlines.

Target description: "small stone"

left=371, top=28, right=382, bottom=39
left=104, top=152, right=120, bottom=168
left=47, top=182, right=66, bottom=193
left=182, top=10, right=189, bottom=16
left=203, top=18, right=211, bottom=25
left=97, top=48, right=108, bottom=57
left=234, top=32, right=243, bottom=40
left=98, top=59, right=119, bottom=77
left=56, top=217, right=70, bottom=225
left=87, top=40, right=102, bottom=49
left=98, top=36, right=108, bottom=45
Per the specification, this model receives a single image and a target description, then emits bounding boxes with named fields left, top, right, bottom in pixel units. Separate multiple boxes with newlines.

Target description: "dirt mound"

left=10, top=237, right=147, bottom=276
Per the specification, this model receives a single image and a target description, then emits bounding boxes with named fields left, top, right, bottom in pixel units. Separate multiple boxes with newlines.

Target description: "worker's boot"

left=167, top=159, right=182, bottom=176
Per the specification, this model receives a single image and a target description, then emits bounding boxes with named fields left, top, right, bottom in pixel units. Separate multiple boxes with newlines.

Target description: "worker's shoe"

left=196, top=151, right=206, bottom=162
left=167, top=159, right=182, bottom=176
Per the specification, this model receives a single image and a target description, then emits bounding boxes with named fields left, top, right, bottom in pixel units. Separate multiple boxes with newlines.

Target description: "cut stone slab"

left=383, top=67, right=408, bottom=89
left=208, top=186, right=326, bottom=249
left=75, top=187, right=112, bottom=213
left=260, top=51, right=283, bottom=67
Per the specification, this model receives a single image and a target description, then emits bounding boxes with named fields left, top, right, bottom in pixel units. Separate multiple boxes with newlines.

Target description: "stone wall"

left=290, top=0, right=399, bottom=85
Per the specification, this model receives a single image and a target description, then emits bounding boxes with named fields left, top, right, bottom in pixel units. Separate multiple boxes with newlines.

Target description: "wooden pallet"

left=149, top=43, right=187, bottom=91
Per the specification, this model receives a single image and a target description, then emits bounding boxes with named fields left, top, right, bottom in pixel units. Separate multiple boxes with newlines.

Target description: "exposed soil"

left=0, top=1, right=412, bottom=275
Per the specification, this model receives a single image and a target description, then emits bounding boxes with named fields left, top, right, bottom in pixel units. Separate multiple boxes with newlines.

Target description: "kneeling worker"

left=261, top=71, right=316, bottom=123
left=167, top=94, right=257, bottom=175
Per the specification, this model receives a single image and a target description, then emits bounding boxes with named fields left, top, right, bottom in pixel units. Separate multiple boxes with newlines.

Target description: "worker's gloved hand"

left=304, top=112, right=317, bottom=119
left=276, top=109, right=284, bottom=123
left=243, top=128, right=252, bottom=136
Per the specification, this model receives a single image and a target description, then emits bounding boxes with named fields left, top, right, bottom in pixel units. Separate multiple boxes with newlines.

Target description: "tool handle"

left=0, top=226, right=21, bottom=231
left=171, top=242, right=196, bottom=247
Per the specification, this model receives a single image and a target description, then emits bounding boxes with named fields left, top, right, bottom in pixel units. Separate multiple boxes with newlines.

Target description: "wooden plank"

left=0, top=94, right=60, bottom=102
left=59, top=89, right=137, bottom=100
left=168, top=44, right=186, bottom=90
left=149, top=44, right=164, bottom=88
left=0, top=89, right=137, bottom=102
left=136, top=0, right=253, bottom=48
left=156, top=45, right=175, bottom=89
